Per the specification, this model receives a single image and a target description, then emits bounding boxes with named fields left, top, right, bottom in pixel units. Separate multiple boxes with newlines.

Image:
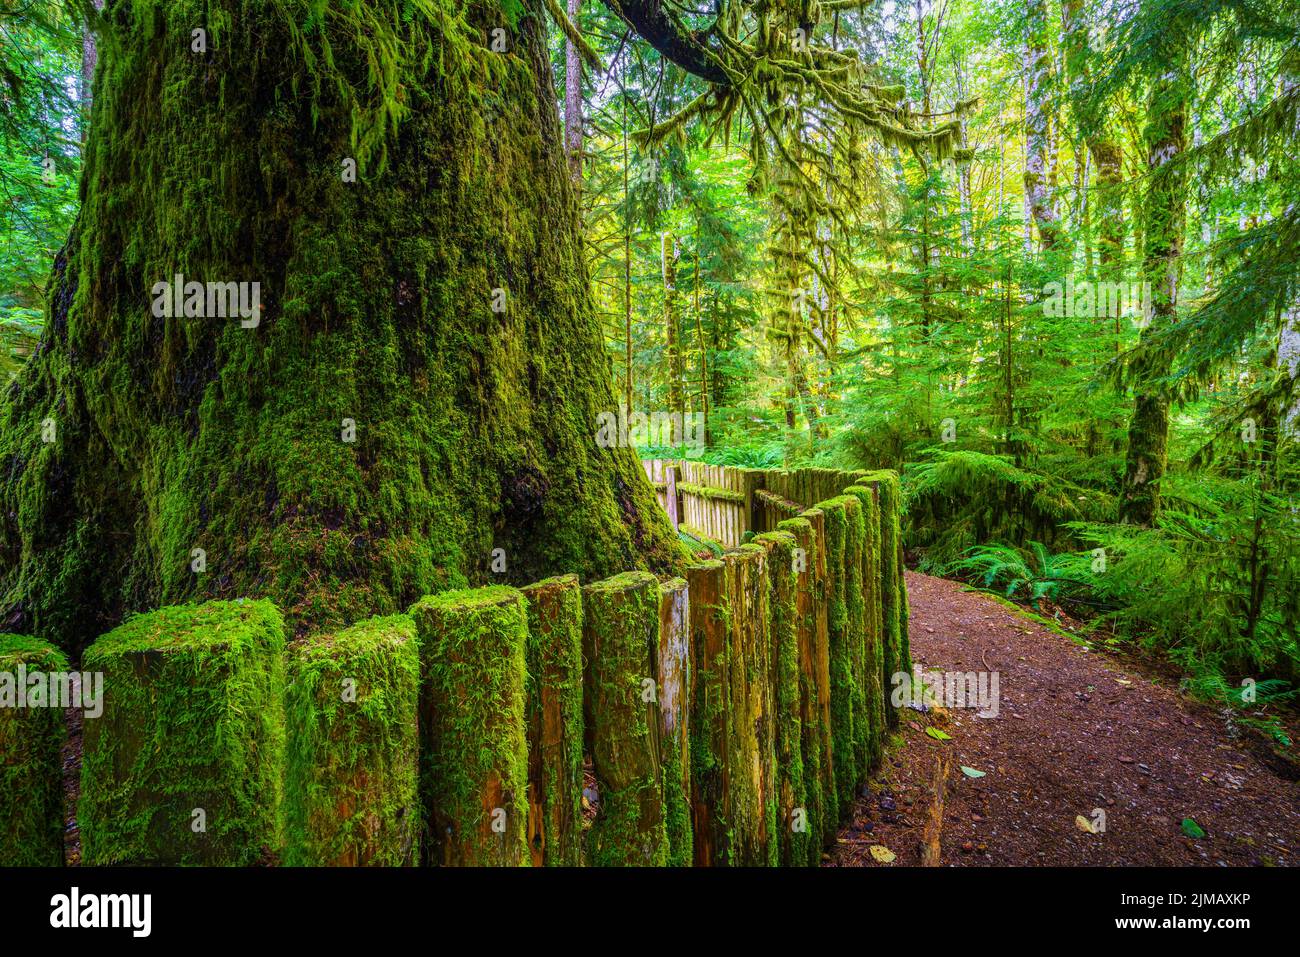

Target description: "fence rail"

left=0, top=465, right=909, bottom=867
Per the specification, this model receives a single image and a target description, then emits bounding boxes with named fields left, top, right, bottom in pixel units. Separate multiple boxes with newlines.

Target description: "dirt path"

left=829, top=571, right=1300, bottom=867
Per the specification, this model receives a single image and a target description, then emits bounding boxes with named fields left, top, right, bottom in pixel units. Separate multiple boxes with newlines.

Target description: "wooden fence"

left=0, top=466, right=909, bottom=867
left=644, top=460, right=891, bottom=547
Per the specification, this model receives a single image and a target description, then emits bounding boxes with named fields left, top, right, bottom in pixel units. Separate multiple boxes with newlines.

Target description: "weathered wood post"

left=844, top=484, right=887, bottom=771
left=725, top=543, right=776, bottom=865
left=409, top=586, right=529, bottom=867
left=817, top=496, right=859, bottom=811
left=686, top=559, right=729, bottom=865
left=841, top=493, right=871, bottom=778
left=756, top=530, right=810, bottom=866
left=741, top=467, right=764, bottom=536
left=80, top=600, right=286, bottom=865
left=582, top=571, right=667, bottom=866
left=799, top=506, right=837, bottom=842
left=861, top=471, right=911, bottom=728
left=284, top=615, right=420, bottom=866
left=657, top=577, right=693, bottom=866
left=778, top=515, right=832, bottom=863
left=521, top=575, right=585, bottom=867
left=0, top=635, right=68, bottom=866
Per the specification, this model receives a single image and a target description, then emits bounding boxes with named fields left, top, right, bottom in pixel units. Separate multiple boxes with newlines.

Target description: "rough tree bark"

left=564, top=0, right=583, bottom=189
left=1023, top=0, right=1060, bottom=251
left=0, top=0, right=685, bottom=651
left=1120, top=61, right=1189, bottom=525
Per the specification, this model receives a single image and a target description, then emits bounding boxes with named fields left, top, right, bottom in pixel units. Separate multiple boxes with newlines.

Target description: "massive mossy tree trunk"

left=0, top=0, right=684, bottom=653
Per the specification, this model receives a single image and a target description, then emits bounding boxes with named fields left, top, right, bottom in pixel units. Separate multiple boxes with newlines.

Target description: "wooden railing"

left=0, top=465, right=909, bottom=867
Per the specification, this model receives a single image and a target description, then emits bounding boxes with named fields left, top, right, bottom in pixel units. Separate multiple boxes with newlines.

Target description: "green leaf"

left=960, top=765, right=985, bottom=778
left=1181, top=817, right=1206, bottom=839
left=925, top=726, right=951, bottom=741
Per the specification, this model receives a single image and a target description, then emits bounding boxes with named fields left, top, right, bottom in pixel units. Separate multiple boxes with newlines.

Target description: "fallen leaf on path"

left=1076, top=814, right=1102, bottom=834
left=960, top=766, right=986, bottom=778
left=1181, top=817, right=1206, bottom=839
left=869, top=845, right=896, bottom=864
left=925, top=727, right=952, bottom=741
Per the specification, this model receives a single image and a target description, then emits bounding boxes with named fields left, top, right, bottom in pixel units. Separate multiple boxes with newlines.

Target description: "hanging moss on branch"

left=0, top=634, right=68, bottom=867
left=409, top=586, right=529, bottom=867
left=521, top=574, right=585, bottom=867
left=283, top=614, right=420, bottom=866
left=80, top=599, right=286, bottom=866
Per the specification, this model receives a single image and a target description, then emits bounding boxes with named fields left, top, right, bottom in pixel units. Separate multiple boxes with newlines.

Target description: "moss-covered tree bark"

left=0, top=0, right=684, bottom=652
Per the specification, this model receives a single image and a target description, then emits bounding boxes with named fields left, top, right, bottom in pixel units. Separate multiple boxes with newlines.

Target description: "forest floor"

left=829, top=571, right=1300, bottom=867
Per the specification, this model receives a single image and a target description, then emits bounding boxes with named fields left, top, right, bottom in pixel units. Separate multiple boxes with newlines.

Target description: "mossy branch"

left=543, top=0, right=604, bottom=73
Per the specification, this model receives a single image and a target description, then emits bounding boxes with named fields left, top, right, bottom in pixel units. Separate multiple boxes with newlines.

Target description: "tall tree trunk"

left=564, top=0, right=583, bottom=189
left=662, top=230, right=684, bottom=441
left=1120, top=63, right=1189, bottom=525
left=0, top=0, right=683, bottom=651
left=80, top=0, right=105, bottom=136
left=622, top=85, right=633, bottom=417
left=693, top=228, right=709, bottom=447
left=1023, top=0, right=1060, bottom=251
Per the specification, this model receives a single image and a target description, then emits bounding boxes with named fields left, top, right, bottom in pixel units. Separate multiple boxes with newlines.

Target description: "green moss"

left=80, top=599, right=286, bottom=865
left=0, top=0, right=687, bottom=657
left=723, top=546, right=769, bottom=865
left=859, top=471, right=911, bottom=728
left=840, top=496, right=870, bottom=782
left=755, top=531, right=808, bottom=866
left=0, top=634, right=68, bottom=866
left=521, top=574, right=584, bottom=866
left=582, top=571, right=668, bottom=866
left=686, top=559, right=730, bottom=865
left=676, top=482, right=745, bottom=504
left=409, top=585, right=529, bottom=866
left=283, top=614, right=419, bottom=866
left=816, top=496, right=857, bottom=811
left=657, top=578, right=693, bottom=868
left=843, top=485, right=886, bottom=771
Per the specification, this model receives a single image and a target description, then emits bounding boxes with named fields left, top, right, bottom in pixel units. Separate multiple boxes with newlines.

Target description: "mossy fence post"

left=778, top=515, right=832, bottom=863
left=283, top=615, right=420, bottom=866
left=657, top=577, right=693, bottom=866
left=686, top=559, right=729, bottom=866
left=409, top=586, right=529, bottom=867
left=756, top=531, right=810, bottom=866
left=582, top=571, right=668, bottom=866
left=840, top=494, right=873, bottom=776
left=0, top=635, right=68, bottom=866
left=79, top=600, right=286, bottom=865
left=521, top=575, right=585, bottom=867
left=844, top=484, right=887, bottom=770
left=860, top=471, right=911, bottom=728
left=799, top=506, right=837, bottom=842
left=817, top=497, right=859, bottom=812
left=724, top=543, right=776, bottom=866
